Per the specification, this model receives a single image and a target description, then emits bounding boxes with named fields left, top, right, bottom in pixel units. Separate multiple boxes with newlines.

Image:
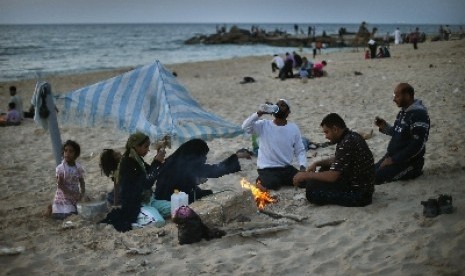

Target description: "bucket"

left=77, top=201, right=108, bottom=220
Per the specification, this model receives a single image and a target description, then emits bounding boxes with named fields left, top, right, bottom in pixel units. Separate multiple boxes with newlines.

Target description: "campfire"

left=240, top=178, right=276, bottom=210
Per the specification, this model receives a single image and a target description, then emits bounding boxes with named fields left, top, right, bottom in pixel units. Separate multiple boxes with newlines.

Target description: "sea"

left=0, top=23, right=456, bottom=82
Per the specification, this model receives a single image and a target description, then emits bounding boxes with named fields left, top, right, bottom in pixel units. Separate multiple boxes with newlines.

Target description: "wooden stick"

left=239, top=225, right=291, bottom=237
left=259, top=209, right=307, bottom=222
left=315, top=219, right=346, bottom=228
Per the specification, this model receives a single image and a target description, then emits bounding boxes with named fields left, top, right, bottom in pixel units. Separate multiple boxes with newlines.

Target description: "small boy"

left=0, top=102, right=21, bottom=126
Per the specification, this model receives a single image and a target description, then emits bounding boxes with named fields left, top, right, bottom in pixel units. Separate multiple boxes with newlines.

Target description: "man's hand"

left=306, top=163, right=317, bottom=172
left=257, top=110, right=266, bottom=117
left=293, top=171, right=311, bottom=187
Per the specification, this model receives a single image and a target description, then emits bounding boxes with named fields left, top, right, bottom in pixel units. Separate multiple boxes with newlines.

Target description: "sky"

left=1, top=0, right=464, bottom=25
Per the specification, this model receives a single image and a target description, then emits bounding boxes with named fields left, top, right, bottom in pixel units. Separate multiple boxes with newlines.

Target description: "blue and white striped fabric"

left=55, top=60, right=243, bottom=144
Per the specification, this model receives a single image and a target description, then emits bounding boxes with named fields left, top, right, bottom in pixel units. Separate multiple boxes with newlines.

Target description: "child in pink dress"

left=52, top=140, right=86, bottom=220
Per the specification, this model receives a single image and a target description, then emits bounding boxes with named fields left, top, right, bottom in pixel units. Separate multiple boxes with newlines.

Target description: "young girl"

left=52, top=140, right=86, bottom=220
left=100, top=149, right=122, bottom=206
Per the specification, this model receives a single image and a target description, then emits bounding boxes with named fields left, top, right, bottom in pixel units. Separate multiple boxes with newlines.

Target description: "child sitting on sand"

left=0, top=102, right=21, bottom=127
left=52, top=140, right=86, bottom=220
left=100, top=149, right=123, bottom=206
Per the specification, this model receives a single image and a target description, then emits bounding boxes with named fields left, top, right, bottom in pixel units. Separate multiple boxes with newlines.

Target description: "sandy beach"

left=1, top=39, right=465, bottom=275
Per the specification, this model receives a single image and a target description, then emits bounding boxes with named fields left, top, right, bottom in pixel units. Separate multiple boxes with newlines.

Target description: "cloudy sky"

left=1, top=0, right=464, bottom=25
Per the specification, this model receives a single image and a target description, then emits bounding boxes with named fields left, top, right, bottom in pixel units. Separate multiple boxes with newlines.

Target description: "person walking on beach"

left=393, top=27, right=402, bottom=45
left=242, top=99, right=307, bottom=191
left=374, top=83, right=430, bottom=184
left=293, top=113, right=375, bottom=207
left=411, top=27, right=420, bottom=49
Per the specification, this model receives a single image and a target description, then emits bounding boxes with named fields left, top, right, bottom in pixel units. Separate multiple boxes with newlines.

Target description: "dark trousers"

left=306, top=180, right=373, bottom=207
left=279, top=60, right=294, bottom=80
left=375, top=155, right=424, bottom=184
left=257, top=166, right=300, bottom=190
left=369, top=44, right=377, bottom=58
left=271, top=63, right=279, bottom=73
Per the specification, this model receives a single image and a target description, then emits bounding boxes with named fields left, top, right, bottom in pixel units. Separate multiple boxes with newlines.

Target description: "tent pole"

left=43, top=83, right=63, bottom=166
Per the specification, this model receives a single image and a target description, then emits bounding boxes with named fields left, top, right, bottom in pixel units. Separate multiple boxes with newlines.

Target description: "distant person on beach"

left=393, top=27, right=402, bottom=44
left=242, top=99, right=307, bottom=191
left=374, top=83, right=430, bottom=184
left=383, top=32, right=390, bottom=47
left=376, top=46, right=385, bottom=58
left=279, top=52, right=294, bottom=80
left=316, top=41, right=323, bottom=54
left=9, top=86, right=23, bottom=120
left=443, top=25, right=451, bottom=41
left=293, top=113, right=375, bottom=207
left=411, top=27, right=420, bottom=49
left=312, top=60, right=327, bottom=77
left=51, top=140, right=86, bottom=220
left=365, top=50, right=370, bottom=59
left=299, top=57, right=313, bottom=79
left=292, top=51, right=303, bottom=68
left=0, top=102, right=21, bottom=126
left=271, top=54, right=284, bottom=73
left=368, top=39, right=377, bottom=58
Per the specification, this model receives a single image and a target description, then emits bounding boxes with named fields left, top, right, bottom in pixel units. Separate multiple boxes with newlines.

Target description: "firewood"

left=239, top=225, right=291, bottom=237
left=259, top=209, right=307, bottom=222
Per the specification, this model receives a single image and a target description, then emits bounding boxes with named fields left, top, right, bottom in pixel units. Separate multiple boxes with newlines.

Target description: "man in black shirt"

left=293, top=113, right=375, bottom=207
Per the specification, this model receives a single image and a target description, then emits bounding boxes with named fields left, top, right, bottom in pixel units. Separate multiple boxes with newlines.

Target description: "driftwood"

left=240, top=225, right=291, bottom=237
left=315, top=219, right=346, bottom=228
left=259, top=209, right=307, bottom=222
left=223, top=222, right=291, bottom=237
left=0, top=246, right=25, bottom=256
left=223, top=224, right=292, bottom=237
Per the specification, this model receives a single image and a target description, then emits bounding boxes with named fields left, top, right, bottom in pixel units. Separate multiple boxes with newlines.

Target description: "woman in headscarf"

left=101, top=132, right=170, bottom=232
left=154, top=139, right=241, bottom=203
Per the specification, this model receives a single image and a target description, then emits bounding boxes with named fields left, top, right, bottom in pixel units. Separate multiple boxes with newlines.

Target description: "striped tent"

left=55, top=60, right=243, bottom=144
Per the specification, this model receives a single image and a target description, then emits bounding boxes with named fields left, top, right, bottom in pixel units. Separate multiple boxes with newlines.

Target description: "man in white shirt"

left=393, top=28, right=402, bottom=45
left=271, top=54, right=284, bottom=73
left=242, top=99, right=307, bottom=190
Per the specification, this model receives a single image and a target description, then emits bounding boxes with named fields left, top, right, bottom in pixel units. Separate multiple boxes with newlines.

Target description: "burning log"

left=240, top=178, right=276, bottom=209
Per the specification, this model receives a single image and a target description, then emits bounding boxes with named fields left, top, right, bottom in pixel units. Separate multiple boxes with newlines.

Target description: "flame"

left=240, top=178, right=276, bottom=210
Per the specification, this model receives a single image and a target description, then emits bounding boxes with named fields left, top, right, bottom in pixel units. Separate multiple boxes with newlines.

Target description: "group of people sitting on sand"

left=49, top=82, right=429, bottom=233
left=1, top=85, right=36, bottom=127
left=271, top=52, right=327, bottom=81
left=0, top=86, right=23, bottom=126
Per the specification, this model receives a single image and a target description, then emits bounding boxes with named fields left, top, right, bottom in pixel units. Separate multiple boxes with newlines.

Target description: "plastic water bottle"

left=171, top=189, right=189, bottom=218
left=259, top=103, right=279, bottom=114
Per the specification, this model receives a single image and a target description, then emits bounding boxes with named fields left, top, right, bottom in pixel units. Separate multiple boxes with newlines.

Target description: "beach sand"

left=1, top=40, right=465, bottom=275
